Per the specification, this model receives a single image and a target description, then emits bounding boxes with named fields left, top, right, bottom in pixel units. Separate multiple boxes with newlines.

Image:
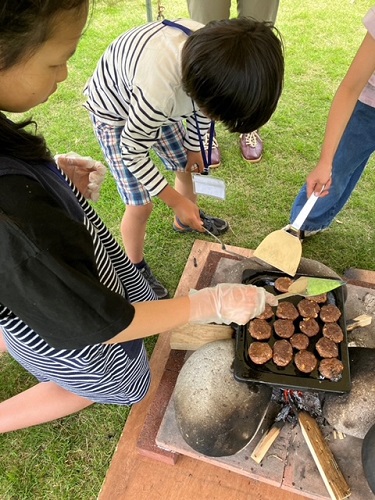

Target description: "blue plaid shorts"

left=90, top=115, right=188, bottom=206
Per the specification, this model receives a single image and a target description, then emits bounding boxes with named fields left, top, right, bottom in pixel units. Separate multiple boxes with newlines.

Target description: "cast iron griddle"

left=233, top=270, right=351, bottom=393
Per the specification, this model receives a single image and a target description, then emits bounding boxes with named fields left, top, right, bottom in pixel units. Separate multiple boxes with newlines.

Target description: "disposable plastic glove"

left=189, top=283, right=278, bottom=325
left=55, top=152, right=106, bottom=202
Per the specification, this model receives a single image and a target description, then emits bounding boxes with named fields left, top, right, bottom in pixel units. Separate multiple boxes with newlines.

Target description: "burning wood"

left=252, top=388, right=351, bottom=500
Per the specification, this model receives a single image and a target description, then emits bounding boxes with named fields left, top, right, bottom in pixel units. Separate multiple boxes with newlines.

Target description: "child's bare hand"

left=174, top=198, right=204, bottom=232
left=186, top=150, right=205, bottom=173
left=55, top=152, right=106, bottom=202
left=306, top=162, right=332, bottom=198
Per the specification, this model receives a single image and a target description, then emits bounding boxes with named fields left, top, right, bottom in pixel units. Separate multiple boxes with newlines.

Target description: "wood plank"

left=169, top=323, right=233, bottom=350
left=250, top=421, right=285, bottom=464
left=298, top=411, right=351, bottom=500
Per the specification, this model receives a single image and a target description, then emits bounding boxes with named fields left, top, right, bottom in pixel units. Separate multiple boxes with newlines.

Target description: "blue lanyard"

left=162, top=19, right=215, bottom=175
left=192, top=101, right=214, bottom=175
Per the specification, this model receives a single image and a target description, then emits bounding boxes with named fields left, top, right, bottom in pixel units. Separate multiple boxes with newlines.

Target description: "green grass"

left=1, top=0, right=374, bottom=498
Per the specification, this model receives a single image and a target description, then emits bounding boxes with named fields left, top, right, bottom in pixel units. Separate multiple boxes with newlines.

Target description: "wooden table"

left=99, top=240, right=305, bottom=500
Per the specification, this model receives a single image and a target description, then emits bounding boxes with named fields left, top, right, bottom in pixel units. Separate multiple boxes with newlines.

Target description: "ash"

left=271, top=388, right=325, bottom=425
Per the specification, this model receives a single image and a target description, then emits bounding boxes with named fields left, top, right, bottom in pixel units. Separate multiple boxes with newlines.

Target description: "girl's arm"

left=306, top=32, right=375, bottom=197
left=106, top=283, right=277, bottom=344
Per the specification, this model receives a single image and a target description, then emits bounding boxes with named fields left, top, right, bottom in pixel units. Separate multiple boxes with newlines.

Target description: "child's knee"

left=124, top=202, right=153, bottom=223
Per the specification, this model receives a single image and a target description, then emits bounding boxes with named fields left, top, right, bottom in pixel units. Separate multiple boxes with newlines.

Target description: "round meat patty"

left=273, top=339, right=293, bottom=367
left=273, top=319, right=295, bottom=338
left=276, top=301, right=299, bottom=320
left=316, top=337, right=339, bottom=358
left=319, top=358, right=344, bottom=381
left=294, top=350, right=318, bottom=374
left=274, top=277, right=294, bottom=293
left=308, top=293, right=327, bottom=303
left=322, top=323, right=344, bottom=343
left=320, top=304, right=341, bottom=323
left=249, top=318, right=272, bottom=340
left=299, top=317, right=320, bottom=337
left=256, top=303, right=274, bottom=320
left=248, top=342, right=273, bottom=365
left=290, top=333, right=310, bottom=350
left=297, top=299, right=320, bottom=318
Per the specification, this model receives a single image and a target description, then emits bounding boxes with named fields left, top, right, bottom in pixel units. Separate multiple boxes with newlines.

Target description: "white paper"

left=192, top=175, right=226, bottom=200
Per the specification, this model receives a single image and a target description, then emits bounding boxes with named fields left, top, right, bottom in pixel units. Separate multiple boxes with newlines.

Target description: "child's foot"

left=282, top=225, right=329, bottom=242
left=240, top=131, right=263, bottom=163
left=173, top=210, right=229, bottom=236
left=139, top=262, right=169, bottom=299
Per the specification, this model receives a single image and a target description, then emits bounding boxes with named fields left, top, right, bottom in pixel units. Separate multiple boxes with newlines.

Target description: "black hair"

left=181, top=17, right=284, bottom=134
left=0, top=0, right=90, bottom=162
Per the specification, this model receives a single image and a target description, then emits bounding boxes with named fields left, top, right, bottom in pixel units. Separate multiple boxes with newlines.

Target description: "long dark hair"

left=0, top=0, right=90, bottom=162
left=182, top=18, right=284, bottom=134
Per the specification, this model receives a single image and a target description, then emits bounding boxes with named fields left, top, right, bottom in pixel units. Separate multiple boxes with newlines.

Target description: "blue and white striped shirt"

left=83, top=19, right=211, bottom=197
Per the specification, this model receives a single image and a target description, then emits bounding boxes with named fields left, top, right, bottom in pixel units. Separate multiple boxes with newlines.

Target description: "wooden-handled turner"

left=253, top=191, right=322, bottom=277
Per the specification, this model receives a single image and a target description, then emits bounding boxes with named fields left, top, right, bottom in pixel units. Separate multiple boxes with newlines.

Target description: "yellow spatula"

left=253, top=191, right=322, bottom=276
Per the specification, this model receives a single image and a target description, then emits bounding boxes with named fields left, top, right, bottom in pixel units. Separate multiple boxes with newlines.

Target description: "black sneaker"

left=173, top=210, right=229, bottom=236
left=199, top=210, right=228, bottom=236
left=139, top=263, right=169, bottom=299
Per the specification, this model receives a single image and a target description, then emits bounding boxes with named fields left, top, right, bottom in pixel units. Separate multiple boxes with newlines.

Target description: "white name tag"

left=193, top=174, right=226, bottom=200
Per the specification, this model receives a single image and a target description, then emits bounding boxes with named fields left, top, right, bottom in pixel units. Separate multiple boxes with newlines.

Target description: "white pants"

left=187, top=0, right=279, bottom=24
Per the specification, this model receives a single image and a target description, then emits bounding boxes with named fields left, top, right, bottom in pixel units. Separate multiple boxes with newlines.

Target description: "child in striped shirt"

left=84, top=17, right=284, bottom=298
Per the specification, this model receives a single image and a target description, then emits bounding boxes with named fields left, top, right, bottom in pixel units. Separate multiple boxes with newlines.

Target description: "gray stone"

left=345, top=285, right=375, bottom=348
left=323, top=348, right=375, bottom=438
left=173, top=339, right=272, bottom=457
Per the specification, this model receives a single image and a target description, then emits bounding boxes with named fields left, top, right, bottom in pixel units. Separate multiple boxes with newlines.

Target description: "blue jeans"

left=290, top=101, right=375, bottom=231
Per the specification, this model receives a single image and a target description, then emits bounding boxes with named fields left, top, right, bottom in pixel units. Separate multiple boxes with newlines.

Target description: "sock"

left=134, top=259, right=146, bottom=270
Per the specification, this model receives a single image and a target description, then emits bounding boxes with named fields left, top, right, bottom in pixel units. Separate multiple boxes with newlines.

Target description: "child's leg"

left=154, top=123, right=229, bottom=235
left=121, top=203, right=153, bottom=264
left=174, top=171, right=196, bottom=203
left=238, top=0, right=279, bottom=23
left=187, top=0, right=230, bottom=24
left=0, top=382, right=93, bottom=433
left=0, top=329, right=7, bottom=352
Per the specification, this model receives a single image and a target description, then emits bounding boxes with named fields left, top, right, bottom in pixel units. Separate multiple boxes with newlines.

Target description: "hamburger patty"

left=273, top=339, right=293, bottom=367
left=248, top=342, right=273, bottom=364
left=297, top=299, right=320, bottom=318
left=294, top=350, right=318, bottom=373
left=273, top=319, right=295, bottom=338
left=319, top=358, right=344, bottom=381
left=274, top=277, right=294, bottom=293
left=299, top=317, right=320, bottom=337
left=290, top=333, right=310, bottom=350
left=308, top=293, right=327, bottom=303
left=320, top=304, right=341, bottom=323
left=256, top=303, right=274, bottom=320
left=276, top=301, right=299, bottom=320
left=249, top=318, right=272, bottom=340
left=322, top=322, right=344, bottom=343
left=316, top=337, right=339, bottom=358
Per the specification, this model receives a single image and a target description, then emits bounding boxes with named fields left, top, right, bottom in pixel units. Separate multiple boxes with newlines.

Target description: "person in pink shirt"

left=289, top=6, right=375, bottom=239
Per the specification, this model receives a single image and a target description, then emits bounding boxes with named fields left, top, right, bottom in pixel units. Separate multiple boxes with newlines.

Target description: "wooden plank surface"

left=99, top=240, right=305, bottom=500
